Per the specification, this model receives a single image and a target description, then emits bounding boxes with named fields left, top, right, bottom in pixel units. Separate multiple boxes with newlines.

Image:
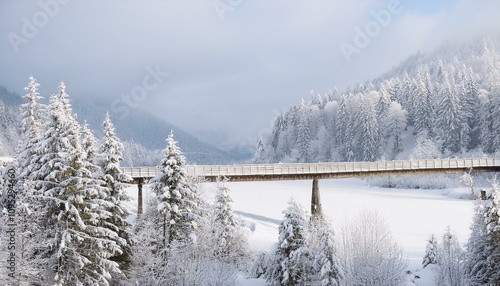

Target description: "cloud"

left=0, top=0, right=498, bottom=149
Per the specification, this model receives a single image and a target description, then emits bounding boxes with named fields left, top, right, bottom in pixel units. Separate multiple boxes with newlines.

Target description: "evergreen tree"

left=312, top=217, right=343, bottom=286
left=335, top=94, right=348, bottom=147
left=81, top=121, right=98, bottom=162
left=462, top=67, right=481, bottom=150
left=266, top=198, right=311, bottom=285
left=464, top=201, right=489, bottom=285
left=422, top=233, right=439, bottom=268
left=435, top=227, right=465, bottom=286
left=359, top=96, right=380, bottom=161
left=483, top=184, right=500, bottom=284
left=479, top=90, right=495, bottom=153
left=385, top=101, right=407, bottom=159
left=212, top=176, right=238, bottom=259
left=399, top=74, right=417, bottom=125
left=13, top=76, right=48, bottom=284
left=95, top=112, right=133, bottom=278
left=414, top=65, right=434, bottom=136
left=254, top=138, right=266, bottom=163
left=150, top=130, right=199, bottom=247
left=296, top=100, right=311, bottom=162
left=20, top=75, right=43, bottom=141
left=435, top=75, right=464, bottom=153
left=29, top=84, right=124, bottom=285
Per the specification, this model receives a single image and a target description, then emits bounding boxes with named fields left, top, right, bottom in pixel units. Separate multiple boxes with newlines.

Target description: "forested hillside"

left=0, top=86, right=235, bottom=165
left=255, top=36, right=500, bottom=163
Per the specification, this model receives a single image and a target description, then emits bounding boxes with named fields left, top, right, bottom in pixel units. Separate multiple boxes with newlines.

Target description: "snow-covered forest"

left=1, top=76, right=500, bottom=285
left=255, top=37, right=500, bottom=164
left=0, top=77, right=252, bottom=285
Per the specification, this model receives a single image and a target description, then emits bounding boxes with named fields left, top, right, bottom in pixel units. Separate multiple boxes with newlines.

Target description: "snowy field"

left=124, top=177, right=475, bottom=286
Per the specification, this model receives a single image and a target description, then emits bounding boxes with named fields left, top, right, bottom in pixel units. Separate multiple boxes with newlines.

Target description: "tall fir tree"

left=150, top=130, right=199, bottom=247
left=266, top=198, right=311, bottom=285
left=462, top=67, right=481, bottom=150
left=211, top=176, right=250, bottom=265
left=435, top=75, right=464, bottom=153
left=296, top=100, right=311, bottom=162
left=414, top=65, right=434, bottom=136
left=385, top=101, right=407, bottom=159
left=483, top=184, right=500, bottom=284
left=435, top=227, right=465, bottom=286
left=464, top=201, right=489, bottom=285
left=312, top=217, right=344, bottom=286
left=81, top=121, right=98, bottom=162
left=13, top=76, right=47, bottom=283
left=20, top=76, right=43, bottom=141
left=28, top=83, right=125, bottom=285
left=359, top=97, right=380, bottom=161
left=95, top=112, right=133, bottom=278
left=422, top=233, right=439, bottom=268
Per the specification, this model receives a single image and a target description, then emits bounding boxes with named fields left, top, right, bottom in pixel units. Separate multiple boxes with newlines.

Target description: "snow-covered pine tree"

left=335, top=94, right=348, bottom=147
left=385, top=101, right=407, bottom=159
left=266, top=198, right=311, bottom=285
left=340, top=94, right=358, bottom=162
left=17, top=75, right=45, bottom=185
left=205, top=176, right=251, bottom=270
left=435, top=75, right=464, bottom=154
left=483, top=183, right=500, bottom=284
left=478, top=89, right=495, bottom=153
left=81, top=121, right=98, bottom=162
left=212, top=176, right=237, bottom=259
left=422, top=233, right=439, bottom=268
left=254, top=138, right=266, bottom=163
left=269, top=113, right=286, bottom=159
left=95, top=112, right=133, bottom=278
left=296, top=99, right=311, bottom=162
left=435, top=227, right=465, bottom=286
left=399, top=73, right=417, bottom=126
left=414, top=65, right=434, bottom=136
left=311, top=216, right=343, bottom=286
left=457, top=66, right=481, bottom=151
left=29, top=83, right=124, bottom=285
left=20, top=76, right=43, bottom=141
left=150, top=130, right=199, bottom=247
left=359, top=96, right=380, bottom=161
left=12, top=76, right=48, bottom=283
left=464, top=201, right=489, bottom=285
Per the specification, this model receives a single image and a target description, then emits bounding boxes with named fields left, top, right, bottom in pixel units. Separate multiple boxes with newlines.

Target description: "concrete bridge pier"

left=311, top=178, right=322, bottom=216
left=133, top=178, right=145, bottom=215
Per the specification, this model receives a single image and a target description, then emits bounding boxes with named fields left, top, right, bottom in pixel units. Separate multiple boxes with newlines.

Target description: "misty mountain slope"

left=70, top=97, right=236, bottom=165
left=0, top=87, right=236, bottom=165
left=255, top=36, right=500, bottom=163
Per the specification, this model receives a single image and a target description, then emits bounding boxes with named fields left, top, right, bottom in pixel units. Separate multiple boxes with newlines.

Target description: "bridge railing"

left=184, top=158, right=500, bottom=177
left=123, top=167, right=160, bottom=178
left=123, top=158, right=500, bottom=179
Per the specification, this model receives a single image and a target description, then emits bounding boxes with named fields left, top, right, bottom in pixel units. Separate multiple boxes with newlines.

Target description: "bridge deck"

left=122, top=158, right=500, bottom=182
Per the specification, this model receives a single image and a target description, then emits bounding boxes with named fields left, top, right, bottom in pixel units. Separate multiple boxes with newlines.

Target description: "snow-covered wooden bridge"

left=123, top=158, right=500, bottom=182
left=122, top=158, right=500, bottom=215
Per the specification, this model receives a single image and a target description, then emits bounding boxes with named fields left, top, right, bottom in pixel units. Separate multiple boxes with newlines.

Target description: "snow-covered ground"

left=124, top=177, right=475, bottom=286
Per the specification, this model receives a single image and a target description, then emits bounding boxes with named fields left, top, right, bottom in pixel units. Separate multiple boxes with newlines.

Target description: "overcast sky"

left=1, top=0, right=499, bottom=149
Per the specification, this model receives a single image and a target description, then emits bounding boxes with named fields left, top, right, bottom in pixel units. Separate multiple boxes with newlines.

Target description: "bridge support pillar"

left=311, top=178, right=322, bottom=216
left=134, top=178, right=144, bottom=215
